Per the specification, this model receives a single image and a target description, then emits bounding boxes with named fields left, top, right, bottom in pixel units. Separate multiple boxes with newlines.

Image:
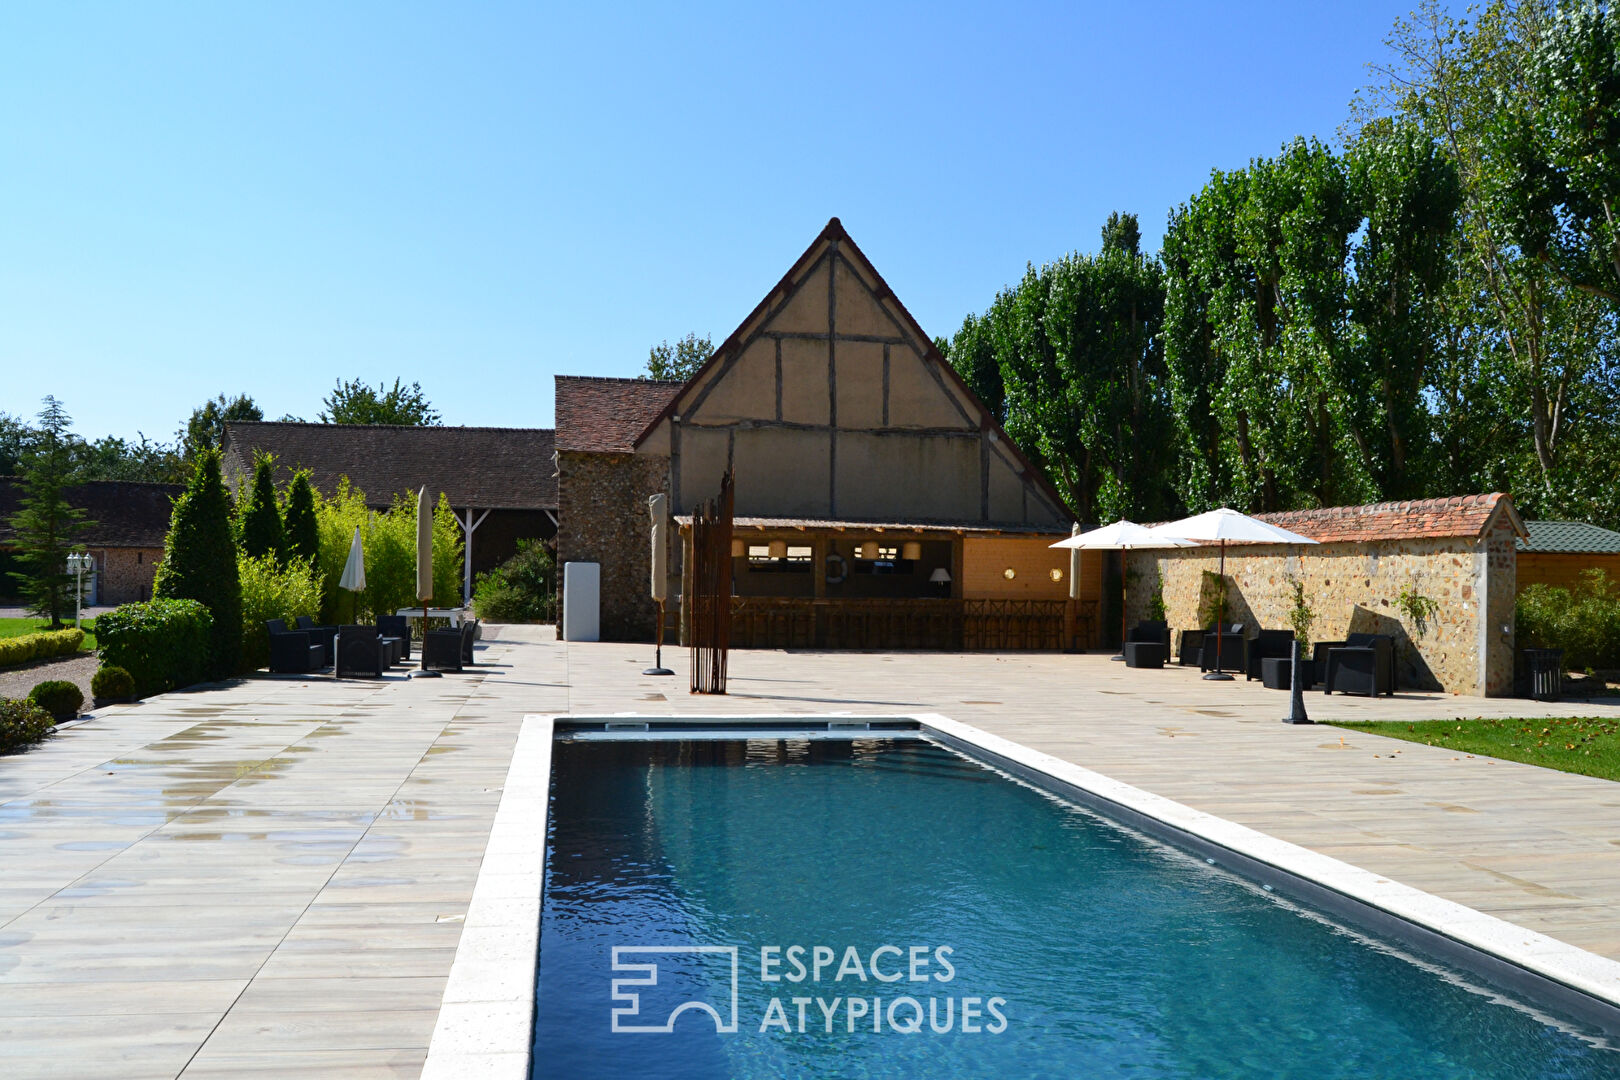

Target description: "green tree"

left=5, top=398, right=91, bottom=627
left=946, top=213, right=1173, bottom=523
left=282, top=470, right=320, bottom=566
left=236, top=453, right=285, bottom=562
left=181, top=393, right=262, bottom=460
left=1354, top=0, right=1614, bottom=513
left=643, top=333, right=712, bottom=381
left=319, top=378, right=441, bottom=425
left=0, top=412, right=38, bottom=476
left=154, top=449, right=243, bottom=676
left=71, top=433, right=185, bottom=483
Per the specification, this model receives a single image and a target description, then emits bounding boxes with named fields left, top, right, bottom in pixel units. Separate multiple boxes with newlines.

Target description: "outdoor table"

left=395, top=607, right=465, bottom=628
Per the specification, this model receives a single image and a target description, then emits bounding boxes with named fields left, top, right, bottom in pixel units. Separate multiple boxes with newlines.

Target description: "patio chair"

left=1322, top=633, right=1395, bottom=697
left=1200, top=624, right=1246, bottom=674
left=1244, top=628, right=1295, bottom=682
left=336, top=624, right=387, bottom=678
left=1127, top=620, right=1172, bottom=649
left=293, top=615, right=337, bottom=666
left=422, top=628, right=464, bottom=672
left=378, top=614, right=412, bottom=661
left=1177, top=628, right=1210, bottom=668
left=266, top=619, right=324, bottom=674
left=460, top=619, right=480, bottom=665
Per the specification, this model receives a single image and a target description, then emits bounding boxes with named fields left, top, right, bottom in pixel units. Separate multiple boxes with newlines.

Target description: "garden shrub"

left=283, top=470, right=320, bottom=566
left=0, top=628, right=83, bottom=669
left=473, top=539, right=557, bottom=623
left=1516, top=570, right=1620, bottom=671
left=313, top=480, right=463, bottom=623
left=91, top=665, right=136, bottom=701
left=153, top=450, right=242, bottom=676
left=0, top=698, right=54, bottom=753
left=96, top=599, right=214, bottom=698
left=236, top=452, right=286, bottom=562
left=28, top=679, right=82, bottom=719
left=238, top=552, right=323, bottom=670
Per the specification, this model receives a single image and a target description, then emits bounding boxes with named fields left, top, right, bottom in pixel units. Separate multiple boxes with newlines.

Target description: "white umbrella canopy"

left=1147, top=507, right=1317, bottom=546
left=1050, top=520, right=1195, bottom=550
left=1146, top=507, right=1319, bottom=680
left=1051, top=521, right=1196, bottom=661
left=338, top=526, right=366, bottom=593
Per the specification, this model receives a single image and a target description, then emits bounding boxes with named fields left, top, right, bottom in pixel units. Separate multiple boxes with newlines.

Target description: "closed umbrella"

left=1051, top=521, right=1194, bottom=660
left=1148, top=508, right=1318, bottom=681
left=415, top=487, right=440, bottom=677
left=337, top=525, right=366, bottom=626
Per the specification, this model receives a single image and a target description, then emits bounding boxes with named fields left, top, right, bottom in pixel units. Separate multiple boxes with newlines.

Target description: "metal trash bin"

left=1523, top=648, right=1564, bottom=702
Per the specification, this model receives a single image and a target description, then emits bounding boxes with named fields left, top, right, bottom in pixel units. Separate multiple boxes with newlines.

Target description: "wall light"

left=1049, top=568, right=1064, bottom=582
left=901, top=541, right=922, bottom=561
left=1003, top=567, right=1016, bottom=580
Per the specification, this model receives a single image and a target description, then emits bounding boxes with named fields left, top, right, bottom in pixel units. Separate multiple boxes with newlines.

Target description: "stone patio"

left=2, top=625, right=1618, bottom=1078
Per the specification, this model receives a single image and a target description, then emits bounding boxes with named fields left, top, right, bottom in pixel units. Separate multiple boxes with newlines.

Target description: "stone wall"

left=1125, top=533, right=1516, bottom=696
left=88, top=547, right=162, bottom=605
left=556, top=450, right=669, bottom=641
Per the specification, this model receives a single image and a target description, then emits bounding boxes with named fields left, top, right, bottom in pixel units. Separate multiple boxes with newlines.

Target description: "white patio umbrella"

left=1147, top=508, right=1318, bottom=681
left=1052, top=521, right=1195, bottom=661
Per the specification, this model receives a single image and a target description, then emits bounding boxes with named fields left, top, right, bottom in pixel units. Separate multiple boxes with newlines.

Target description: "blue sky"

left=2, top=2, right=1413, bottom=443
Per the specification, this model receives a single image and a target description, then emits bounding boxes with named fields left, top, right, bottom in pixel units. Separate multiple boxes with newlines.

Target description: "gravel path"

left=0, top=652, right=98, bottom=715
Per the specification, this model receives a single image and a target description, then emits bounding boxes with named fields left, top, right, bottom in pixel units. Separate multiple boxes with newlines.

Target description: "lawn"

left=0, top=616, right=97, bottom=651
left=1329, top=716, right=1620, bottom=783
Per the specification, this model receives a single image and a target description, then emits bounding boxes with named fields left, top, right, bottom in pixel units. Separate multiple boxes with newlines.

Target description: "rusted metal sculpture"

left=689, top=470, right=734, bottom=694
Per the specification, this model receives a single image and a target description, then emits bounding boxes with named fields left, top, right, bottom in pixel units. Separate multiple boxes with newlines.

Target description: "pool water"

left=532, top=736, right=1620, bottom=1079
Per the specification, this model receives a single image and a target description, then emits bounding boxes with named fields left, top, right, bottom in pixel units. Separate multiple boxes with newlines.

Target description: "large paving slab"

left=2, top=626, right=1618, bottom=1077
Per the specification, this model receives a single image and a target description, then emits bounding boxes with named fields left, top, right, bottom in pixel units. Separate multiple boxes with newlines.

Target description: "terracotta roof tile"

left=1254, top=494, right=1520, bottom=544
left=555, top=376, right=682, bottom=454
left=221, top=422, right=555, bottom=509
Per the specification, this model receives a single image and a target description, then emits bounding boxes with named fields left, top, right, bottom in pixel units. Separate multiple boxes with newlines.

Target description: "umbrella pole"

left=1204, top=540, right=1234, bottom=681
left=1112, top=550, right=1127, bottom=661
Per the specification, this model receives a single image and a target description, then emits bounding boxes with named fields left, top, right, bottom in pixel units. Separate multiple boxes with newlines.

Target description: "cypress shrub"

left=97, top=599, right=213, bottom=697
left=283, top=470, right=320, bottom=567
left=153, top=449, right=242, bottom=676
left=237, top=453, right=286, bottom=563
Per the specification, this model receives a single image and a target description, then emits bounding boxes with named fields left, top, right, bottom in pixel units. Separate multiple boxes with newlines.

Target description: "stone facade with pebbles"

left=555, top=450, right=671, bottom=641
left=1125, top=495, right=1526, bottom=696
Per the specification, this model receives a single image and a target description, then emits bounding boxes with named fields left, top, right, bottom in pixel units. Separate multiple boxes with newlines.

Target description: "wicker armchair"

left=1323, top=633, right=1396, bottom=697
left=266, top=619, right=324, bottom=674
left=293, top=616, right=337, bottom=666
left=336, top=625, right=387, bottom=678
left=378, top=614, right=412, bottom=661
left=422, top=628, right=464, bottom=672
left=1244, top=629, right=1295, bottom=682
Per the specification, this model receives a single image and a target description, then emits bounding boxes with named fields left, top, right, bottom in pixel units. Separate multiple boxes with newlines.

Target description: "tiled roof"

left=676, top=514, right=1068, bottom=536
left=555, top=376, right=682, bottom=454
left=1519, top=520, right=1620, bottom=554
left=0, top=479, right=181, bottom=548
left=1255, top=494, right=1523, bottom=544
left=221, top=423, right=556, bottom=509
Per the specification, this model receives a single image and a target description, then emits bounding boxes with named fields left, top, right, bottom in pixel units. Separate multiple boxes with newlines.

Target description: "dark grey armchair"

left=1200, top=624, right=1247, bottom=673
left=1322, top=633, right=1396, bottom=697
left=336, top=625, right=387, bottom=678
left=422, top=628, right=464, bottom=672
left=1127, top=620, right=1172, bottom=649
left=267, top=619, right=324, bottom=674
left=378, top=614, right=412, bottom=661
left=293, top=615, right=336, bottom=666
left=1244, top=629, right=1295, bottom=681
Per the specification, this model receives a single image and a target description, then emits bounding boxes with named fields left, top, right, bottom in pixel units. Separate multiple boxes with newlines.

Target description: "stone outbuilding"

left=0, top=479, right=181, bottom=605
left=554, top=218, right=1102, bottom=647
left=221, top=422, right=556, bottom=603
left=1126, top=494, right=1527, bottom=696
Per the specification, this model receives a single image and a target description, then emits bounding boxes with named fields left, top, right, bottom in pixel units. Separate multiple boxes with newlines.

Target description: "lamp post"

left=65, top=552, right=93, bottom=629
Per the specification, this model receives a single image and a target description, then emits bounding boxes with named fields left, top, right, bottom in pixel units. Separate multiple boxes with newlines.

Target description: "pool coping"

left=420, top=713, right=1620, bottom=1077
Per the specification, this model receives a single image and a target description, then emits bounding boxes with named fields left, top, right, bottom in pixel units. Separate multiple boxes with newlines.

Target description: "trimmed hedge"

left=96, top=599, right=214, bottom=698
left=0, top=698, right=54, bottom=753
left=0, top=628, right=84, bottom=669
left=91, top=665, right=136, bottom=701
left=28, top=680, right=82, bottom=720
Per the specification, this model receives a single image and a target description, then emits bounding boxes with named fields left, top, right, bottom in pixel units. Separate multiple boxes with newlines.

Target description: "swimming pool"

left=531, top=731, right=1620, bottom=1079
